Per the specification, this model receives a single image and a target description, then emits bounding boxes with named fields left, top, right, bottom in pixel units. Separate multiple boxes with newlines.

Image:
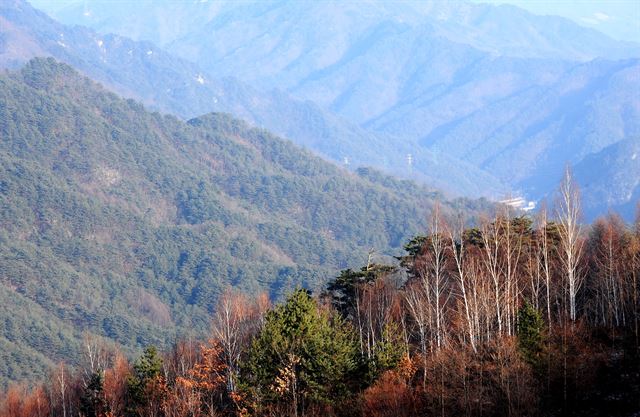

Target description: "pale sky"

left=471, top=0, right=640, bottom=42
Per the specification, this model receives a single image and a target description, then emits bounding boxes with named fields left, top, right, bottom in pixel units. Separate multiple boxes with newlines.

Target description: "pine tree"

left=126, top=346, right=166, bottom=416
left=242, top=289, right=358, bottom=415
left=517, top=302, right=545, bottom=367
left=80, top=370, right=109, bottom=417
left=324, top=264, right=394, bottom=319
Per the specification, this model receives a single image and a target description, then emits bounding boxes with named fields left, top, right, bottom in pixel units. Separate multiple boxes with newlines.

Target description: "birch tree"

left=448, top=215, right=477, bottom=351
left=556, top=167, right=584, bottom=321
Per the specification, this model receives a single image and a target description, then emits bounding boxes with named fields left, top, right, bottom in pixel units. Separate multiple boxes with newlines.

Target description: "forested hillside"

left=2, top=175, right=638, bottom=416
left=0, top=58, right=491, bottom=386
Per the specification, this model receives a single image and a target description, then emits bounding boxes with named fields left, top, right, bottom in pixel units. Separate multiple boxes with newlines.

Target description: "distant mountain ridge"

left=33, top=0, right=640, bottom=67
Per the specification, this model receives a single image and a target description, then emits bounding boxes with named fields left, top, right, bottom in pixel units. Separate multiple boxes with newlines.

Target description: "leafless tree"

left=632, top=205, right=640, bottom=348
left=448, top=214, right=477, bottom=352
left=481, top=215, right=505, bottom=336
left=426, top=205, right=449, bottom=349
left=81, top=333, right=109, bottom=381
left=404, top=279, right=430, bottom=387
left=556, top=167, right=584, bottom=321
left=502, top=207, right=525, bottom=336
left=54, top=363, right=68, bottom=417
left=211, top=287, right=269, bottom=392
left=211, top=288, right=250, bottom=392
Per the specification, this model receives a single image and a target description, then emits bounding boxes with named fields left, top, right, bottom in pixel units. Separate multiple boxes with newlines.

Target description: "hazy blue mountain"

left=32, top=0, right=640, bottom=76
left=400, top=58, right=640, bottom=199
left=161, top=0, right=638, bottom=111
left=573, top=138, right=640, bottom=221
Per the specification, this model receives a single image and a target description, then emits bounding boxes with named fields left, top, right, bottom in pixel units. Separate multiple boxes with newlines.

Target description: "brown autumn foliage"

left=362, top=356, right=419, bottom=417
left=104, top=352, right=130, bottom=417
left=362, top=370, right=417, bottom=417
left=0, top=385, right=50, bottom=417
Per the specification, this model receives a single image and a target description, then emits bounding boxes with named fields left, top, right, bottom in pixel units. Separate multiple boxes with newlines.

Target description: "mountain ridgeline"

left=0, top=58, right=491, bottom=385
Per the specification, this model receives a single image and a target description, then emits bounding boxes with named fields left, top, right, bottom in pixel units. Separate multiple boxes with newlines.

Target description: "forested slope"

left=0, top=58, right=491, bottom=386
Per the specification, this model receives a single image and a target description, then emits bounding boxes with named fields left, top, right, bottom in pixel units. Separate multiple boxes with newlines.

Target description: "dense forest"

left=0, top=58, right=492, bottom=385
left=2, top=166, right=638, bottom=416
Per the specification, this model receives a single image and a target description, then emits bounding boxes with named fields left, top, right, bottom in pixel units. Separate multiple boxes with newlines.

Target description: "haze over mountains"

left=22, top=0, right=640, bottom=219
